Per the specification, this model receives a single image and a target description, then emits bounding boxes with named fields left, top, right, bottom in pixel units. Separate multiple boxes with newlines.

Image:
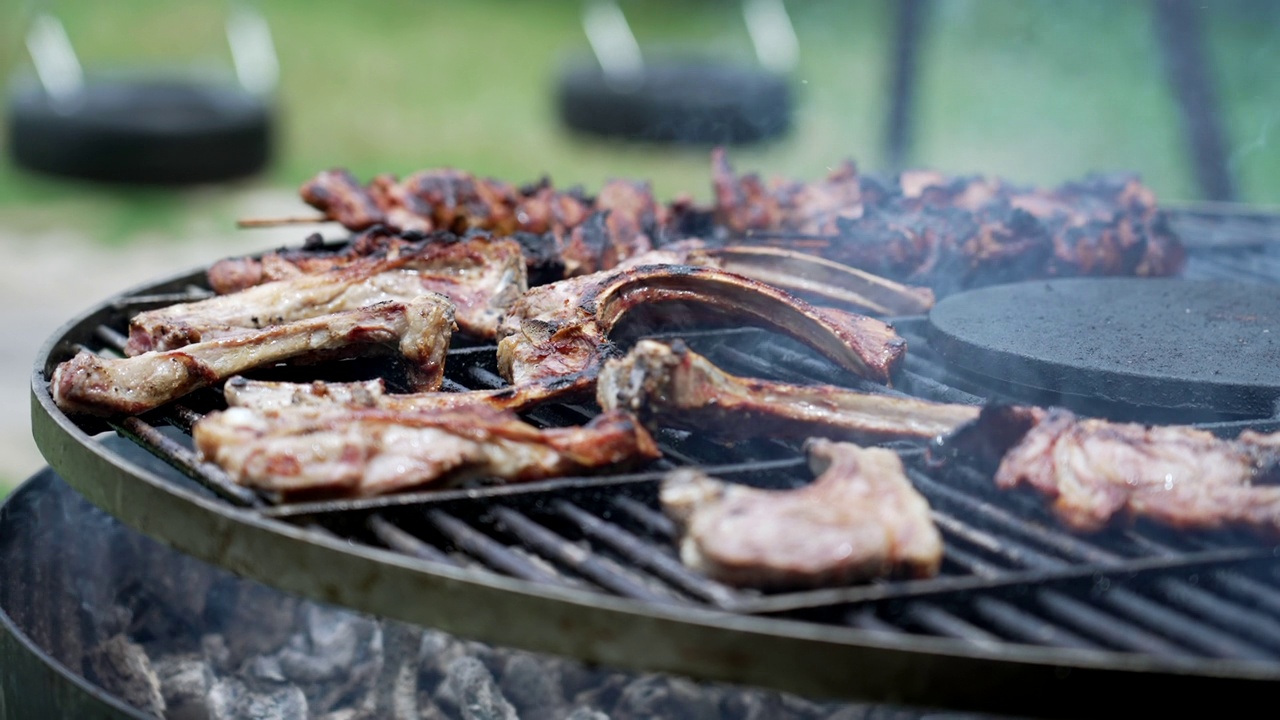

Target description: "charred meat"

left=661, top=438, right=942, bottom=589
left=599, top=340, right=977, bottom=444
left=495, top=263, right=907, bottom=406
left=145, top=234, right=523, bottom=347
left=194, top=405, right=659, bottom=498
left=53, top=296, right=454, bottom=417
left=944, top=405, right=1280, bottom=537
left=714, top=153, right=1185, bottom=294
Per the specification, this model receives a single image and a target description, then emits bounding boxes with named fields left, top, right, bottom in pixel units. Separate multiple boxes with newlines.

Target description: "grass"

left=0, top=0, right=1277, bottom=245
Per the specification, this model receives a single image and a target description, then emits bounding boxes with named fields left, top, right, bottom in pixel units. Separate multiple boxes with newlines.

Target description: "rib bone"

left=223, top=377, right=540, bottom=414
left=496, top=264, right=907, bottom=404
left=599, top=340, right=978, bottom=444
left=52, top=296, right=454, bottom=417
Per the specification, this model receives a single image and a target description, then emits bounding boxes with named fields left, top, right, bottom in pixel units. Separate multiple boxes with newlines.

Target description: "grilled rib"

left=194, top=405, right=660, bottom=498
left=599, top=340, right=977, bottom=444
left=136, top=235, right=522, bottom=350
left=621, top=241, right=935, bottom=316
left=943, top=405, right=1280, bottom=537
left=496, top=264, right=907, bottom=404
left=661, top=438, right=942, bottom=589
left=52, top=297, right=454, bottom=417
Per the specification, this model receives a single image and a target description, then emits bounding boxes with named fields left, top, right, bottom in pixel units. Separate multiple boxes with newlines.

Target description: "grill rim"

left=28, top=248, right=1280, bottom=716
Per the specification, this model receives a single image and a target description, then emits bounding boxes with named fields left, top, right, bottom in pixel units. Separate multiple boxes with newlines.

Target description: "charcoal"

left=566, top=709, right=613, bottom=720
left=499, top=652, right=568, bottom=720
left=249, top=654, right=288, bottom=683
left=214, top=582, right=299, bottom=669
left=613, top=676, right=721, bottom=720
left=201, top=633, right=233, bottom=674
left=208, top=677, right=309, bottom=720
left=371, top=622, right=425, bottom=720
left=721, top=689, right=802, bottom=720
left=153, top=653, right=213, bottom=720
left=418, top=629, right=472, bottom=691
left=86, top=634, right=166, bottom=718
left=270, top=603, right=385, bottom=714
left=824, top=706, right=872, bottom=720
left=571, top=673, right=630, bottom=714
left=437, top=656, right=519, bottom=720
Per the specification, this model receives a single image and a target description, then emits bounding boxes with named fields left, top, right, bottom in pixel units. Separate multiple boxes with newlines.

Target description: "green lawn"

left=1, top=0, right=1278, bottom=244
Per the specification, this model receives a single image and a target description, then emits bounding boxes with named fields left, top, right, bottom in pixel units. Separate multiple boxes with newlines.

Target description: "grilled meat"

left=496, top=263, right=907, bottom=405
left=943, top=405, right=1280, bottom=537
left=711, top=147, right=862, bottom=235
left=223, top=377, right=550, bottom=414
left=53, top=297, right=454, bottom=417
left=661, top=438, right=942, bottom=589
left=194, top=405, right=660, bottom=498
left=142, top=234, right=523, bottom=348
left=715, top=153, right=1185, bottom=293
left=599, top=340, right=977, bottom=444
left=299, top=169, right=386, bottom=231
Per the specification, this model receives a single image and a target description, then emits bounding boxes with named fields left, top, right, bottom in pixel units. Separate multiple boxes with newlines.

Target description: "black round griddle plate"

left=927, top=278, right=1280, bottom=417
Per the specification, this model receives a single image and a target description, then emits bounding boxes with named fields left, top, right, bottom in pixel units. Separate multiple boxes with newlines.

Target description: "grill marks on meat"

left=146, top=234, right=524, bottom=346
left=714, top=153, right=1185, bottom=294
left=560, top=180, right=662, bottom=276
left=599, top=340, right=977, bottom=444
left=53, top=297, right=455, bottom=417
left=980, top=407, right=1280, bottom=537
left=661, top=439, right=942, bottom=589
left=194, top=405, right=660, bottom=498
left=495, top=264, right=907, bottom=406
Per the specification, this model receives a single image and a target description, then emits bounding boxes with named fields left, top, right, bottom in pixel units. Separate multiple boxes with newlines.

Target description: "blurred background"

left=1, top=0, right=1277, bottom=493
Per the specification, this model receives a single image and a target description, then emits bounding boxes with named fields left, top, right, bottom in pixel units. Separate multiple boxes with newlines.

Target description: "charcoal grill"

left=28, top=206, right=1280, bottom=717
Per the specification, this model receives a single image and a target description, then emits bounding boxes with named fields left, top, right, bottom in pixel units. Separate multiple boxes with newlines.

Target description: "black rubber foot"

left=6, top=74, right=273, bottom=186
left=556, top=58, right=792, bottom=146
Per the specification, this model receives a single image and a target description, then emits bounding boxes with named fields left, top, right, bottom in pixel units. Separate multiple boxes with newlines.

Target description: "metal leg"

left=884, top=0, right=929, bottom=173
left=1152, top=0, right=1237, bottom=202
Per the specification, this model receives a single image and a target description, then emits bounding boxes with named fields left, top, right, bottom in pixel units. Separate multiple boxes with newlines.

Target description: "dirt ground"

left=1, top=189, right=318, bottom=488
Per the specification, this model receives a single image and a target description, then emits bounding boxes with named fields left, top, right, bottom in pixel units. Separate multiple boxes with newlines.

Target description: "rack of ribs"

left=194, top=405, right=659, bottom=498
left=52, top=296, right=454, bottom=417
left=495, top=263, right=908, bottom=406
left=599, top=340, right=978, bottom=444
left=661, top=438, right=942, bottom=589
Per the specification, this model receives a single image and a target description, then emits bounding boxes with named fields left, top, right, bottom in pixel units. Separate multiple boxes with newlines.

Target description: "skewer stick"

left=236, top=215, right=332, bottom=228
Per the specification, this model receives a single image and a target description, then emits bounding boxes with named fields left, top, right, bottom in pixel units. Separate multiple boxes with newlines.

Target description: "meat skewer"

left=661, top=438, right=943, bottom=589
left=194, top=405, right=660, bottom=499
left=496, top=263, right=908, bottom=406
left=168, top=234, right=525, bottom=343
left=52, top=296, right=455, bottom=417
left=937, top=405, right=1280, bottom=538
left=599, top=340, right=978, bottom=444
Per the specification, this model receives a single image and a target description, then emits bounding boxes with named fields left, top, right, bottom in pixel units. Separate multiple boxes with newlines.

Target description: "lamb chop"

left=711, top=147, right=863, bottom=236
left=194, top=405, right=659, bottom=498
left=52, top=296, right=454, bottom=417
left=620, top=241, right=934, bottom=316
left=939, top=405, right=1280, bottom=537
left=496, top=263, right=908, bottom=405
left=599, top=340, right=978, bottom=444
left=661, top=438, right=942, bottom=589
left=134, top=234, right=523, bottom=350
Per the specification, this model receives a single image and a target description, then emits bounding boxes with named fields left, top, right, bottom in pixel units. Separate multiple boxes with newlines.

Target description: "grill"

left=28, top=206, right=1280, bottom=717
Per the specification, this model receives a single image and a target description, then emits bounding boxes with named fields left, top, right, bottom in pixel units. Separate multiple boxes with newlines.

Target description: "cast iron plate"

left=927, top=278, right=1280, bottom=417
